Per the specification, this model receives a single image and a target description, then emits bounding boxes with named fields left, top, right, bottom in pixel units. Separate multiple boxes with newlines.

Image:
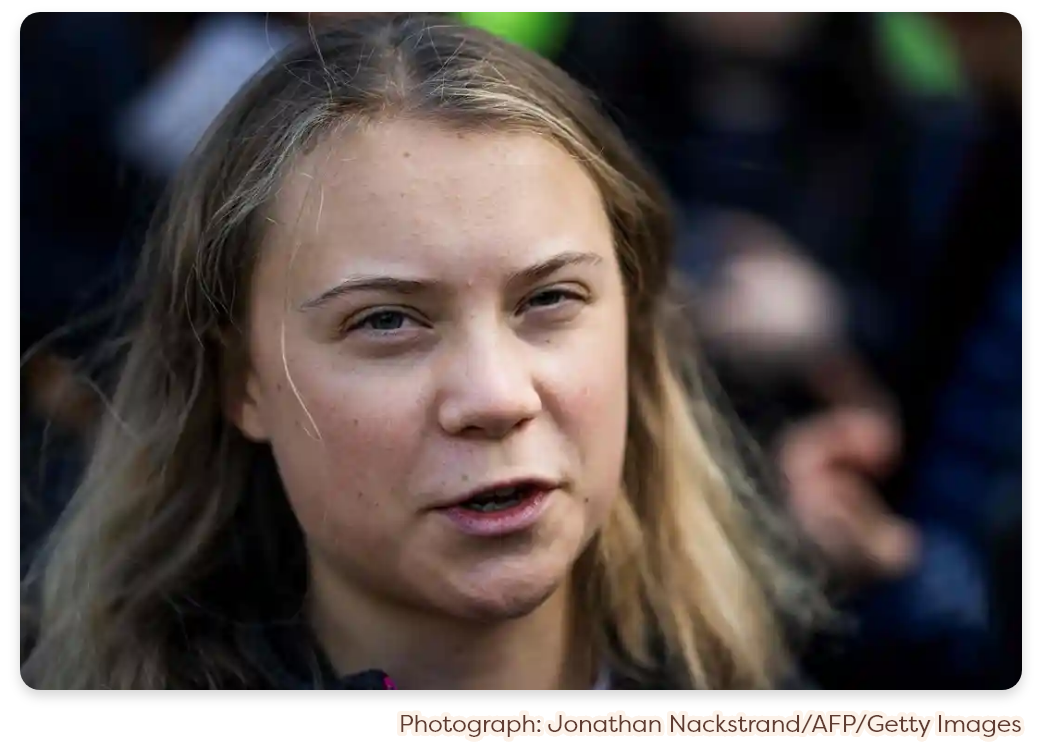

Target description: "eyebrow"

left=298, top=250, right=603, bottom=312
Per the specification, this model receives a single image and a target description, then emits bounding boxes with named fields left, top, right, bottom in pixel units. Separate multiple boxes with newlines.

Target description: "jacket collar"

left=241, top=616, right=741, bottom=690
left=241, top=617, right=395, bottom=689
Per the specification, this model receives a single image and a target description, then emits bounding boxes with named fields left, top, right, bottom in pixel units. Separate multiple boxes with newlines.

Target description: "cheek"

left=253, top=348, right=427, bottom=543
left=549, top=317, right=629, bottom=506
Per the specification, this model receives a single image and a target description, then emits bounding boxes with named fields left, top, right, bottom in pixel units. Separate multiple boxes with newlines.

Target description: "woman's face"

left=234, top=120, right=629, bottom=621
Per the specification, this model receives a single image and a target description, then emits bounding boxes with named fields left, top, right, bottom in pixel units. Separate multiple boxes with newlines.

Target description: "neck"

left=305, top=558, right=595, bottom=690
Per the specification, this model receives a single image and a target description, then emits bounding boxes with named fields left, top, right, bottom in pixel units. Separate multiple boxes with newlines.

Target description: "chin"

left=438, top=558, right=570, bottom=623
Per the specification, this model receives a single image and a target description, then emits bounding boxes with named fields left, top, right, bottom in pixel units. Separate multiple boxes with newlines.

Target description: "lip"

left=433, top=478, right=560, bottom=537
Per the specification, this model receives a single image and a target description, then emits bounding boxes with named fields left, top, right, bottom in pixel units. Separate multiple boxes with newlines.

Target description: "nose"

left=436, top=329, right=542, bottom=439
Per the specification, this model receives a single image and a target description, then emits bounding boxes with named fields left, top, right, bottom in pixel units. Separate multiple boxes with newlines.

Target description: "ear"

left=223, top=363, right=270, bottom=443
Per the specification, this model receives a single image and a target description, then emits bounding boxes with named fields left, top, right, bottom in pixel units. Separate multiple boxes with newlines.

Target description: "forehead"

left=261, top=119, right=614, bottom=278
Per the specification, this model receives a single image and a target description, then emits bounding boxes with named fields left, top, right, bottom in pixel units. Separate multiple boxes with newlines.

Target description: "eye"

left=521, top=287, right=585, bottom=312
left=357, top=310, right=406, bottom=330
left=344, top=308, right=420, bottom=335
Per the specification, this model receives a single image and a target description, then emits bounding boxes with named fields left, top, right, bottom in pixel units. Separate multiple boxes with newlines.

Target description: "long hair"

left=23, top=14, right=823, bottom=689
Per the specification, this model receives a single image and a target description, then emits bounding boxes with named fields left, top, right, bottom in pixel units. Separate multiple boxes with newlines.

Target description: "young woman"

left=22, top=14, right=822, bottom=690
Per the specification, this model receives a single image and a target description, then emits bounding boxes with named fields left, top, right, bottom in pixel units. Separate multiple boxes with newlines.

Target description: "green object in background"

left=878, top=12, right=965, bottom=97
left=458, top=12, right=573, bottom=58
left=460, top=12, right=965, bottom=97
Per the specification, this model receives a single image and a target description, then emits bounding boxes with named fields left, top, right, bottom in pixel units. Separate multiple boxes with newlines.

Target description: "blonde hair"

left=23, top=14, right=822, bottom=689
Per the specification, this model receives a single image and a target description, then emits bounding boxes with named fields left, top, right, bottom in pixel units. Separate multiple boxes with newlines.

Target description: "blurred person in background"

left=550, top=12, right=1020, bottom=688
left=831, top=12, right=1021, bottom=689
left=759, top=12, right=1021, bottom=690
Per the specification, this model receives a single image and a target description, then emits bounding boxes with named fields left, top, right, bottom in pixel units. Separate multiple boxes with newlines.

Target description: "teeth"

left=462, top=485, right=528, bottom=511
left=473, top=485, right=526, bottom=501
left=491, top=486, right=522, bottom=498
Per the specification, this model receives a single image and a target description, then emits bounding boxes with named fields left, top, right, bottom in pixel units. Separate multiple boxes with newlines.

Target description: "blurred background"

left=20, top=12, right=1022, bottom=689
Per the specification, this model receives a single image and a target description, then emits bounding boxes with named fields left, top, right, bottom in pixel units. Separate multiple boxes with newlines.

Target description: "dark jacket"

left=243, top=617, right=808, bottom=690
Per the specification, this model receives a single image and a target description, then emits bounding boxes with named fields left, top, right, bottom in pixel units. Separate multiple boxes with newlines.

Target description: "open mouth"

left=437, top=479, right=558, bottom=536
left=457, top=482, right=543, bottom=513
